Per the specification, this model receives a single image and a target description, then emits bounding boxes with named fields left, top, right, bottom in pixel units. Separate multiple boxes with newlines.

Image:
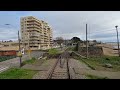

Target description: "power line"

left=58, top=28, right=118, bottom=39
left=89, top=28, right=118, bottom=34
left=89, top=30, right=119, bottom=36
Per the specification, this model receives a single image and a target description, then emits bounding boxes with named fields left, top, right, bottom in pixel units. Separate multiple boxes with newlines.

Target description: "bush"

left=66, top=47, right=76, bottom=51
left=106, top=58, right=110, bottom=60
left=48, top=48, right=59, bottom=55
left=74, top=43, right=78, bottom=51
left=22, top=57, right=36, bottom=65
left=0, top=56, right=16, bottom=62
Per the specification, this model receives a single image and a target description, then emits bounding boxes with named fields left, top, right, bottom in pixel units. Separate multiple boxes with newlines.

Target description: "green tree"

left=71, top=37, right=82, bottom=43
left=56, top=37, right=64, bottom=49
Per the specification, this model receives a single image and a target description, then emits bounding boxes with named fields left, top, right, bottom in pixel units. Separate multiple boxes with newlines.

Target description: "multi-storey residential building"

left=20, top=16, right=53, bottom=50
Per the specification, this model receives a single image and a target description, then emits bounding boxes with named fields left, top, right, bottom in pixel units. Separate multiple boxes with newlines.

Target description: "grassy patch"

left=48, top=48, right=60, bottom=55
left=0, top=68, right=38, bottom=79
left=0, top=56, right=16, bottom=62
left=48, top=48, right=62, bottom=58
left=22, top=57, right=37, bottom=65
left=76, top=56, right=120, bottom=71
left=73, top=55, right=95, bottom=70
left=86, top=74, right=108, bottom=79
left=66, top=47, right=75, bottom=51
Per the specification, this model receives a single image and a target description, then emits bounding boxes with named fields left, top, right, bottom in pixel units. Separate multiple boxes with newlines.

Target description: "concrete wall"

left=102, top=47, right=114, bottom=56
left=78, top=46, right=103, bottom=57
left=77, top=42, right=118, bottom=56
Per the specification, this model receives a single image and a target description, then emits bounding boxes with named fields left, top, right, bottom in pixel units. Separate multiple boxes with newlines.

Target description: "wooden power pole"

left=18, top=31, right=22, bottom=67
left=28, top=32, right=31, bottom=59
left=86, top=24, right=88, bottom=58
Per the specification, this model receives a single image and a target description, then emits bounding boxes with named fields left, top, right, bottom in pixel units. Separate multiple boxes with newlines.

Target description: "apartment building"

left=20, top=16, right=53, bottom=50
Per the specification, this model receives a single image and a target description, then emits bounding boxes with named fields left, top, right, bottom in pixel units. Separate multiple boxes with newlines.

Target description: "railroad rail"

left=47, top=51, right=70, bottom=79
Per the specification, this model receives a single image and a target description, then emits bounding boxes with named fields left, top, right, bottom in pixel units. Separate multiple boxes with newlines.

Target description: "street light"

left=5, top=24, right=10, bottom=25
left=5, top=24, right=22, bottom=67
left=115, top=25, right=120, bottom=57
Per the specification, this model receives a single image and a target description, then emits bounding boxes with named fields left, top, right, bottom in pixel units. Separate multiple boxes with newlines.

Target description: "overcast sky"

left=0, top=11, right=120, bottom=42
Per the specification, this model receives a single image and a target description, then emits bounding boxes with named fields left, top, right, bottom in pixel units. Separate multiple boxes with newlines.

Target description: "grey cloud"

left=34, top=11, right=120, bottom=41
left=1, top=11, right=120, bottom=42
left=90, top=33, right=116, bottom=38
left=0, top=28, right=18, bottom=41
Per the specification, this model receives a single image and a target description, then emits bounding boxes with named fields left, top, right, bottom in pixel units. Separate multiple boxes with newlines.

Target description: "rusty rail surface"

left=47, top=55, right=61, bottom=79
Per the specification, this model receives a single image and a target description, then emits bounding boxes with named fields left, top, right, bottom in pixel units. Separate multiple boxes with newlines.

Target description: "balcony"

left=33, top=25, right=42, bottom=29
left=29, top=31, right=39, bottom=33
left=30, top=34, right=39, bottom=37
left=26, top=25, right=34, bottom=28
left=40, top=35, right=44, bottom=37
left=43, top=27, right=46, bottom=30
left=29, top=33, right=40, bottom=37
left=34, top=19, right=41, bottom=24
left=34, top=22, right=42, bottom=26
left=26, top=21, right=41, bottom=26
left=30, top=35, right=39, bottom=38
left=44, top=38, right=48, bottom=40
left=44, top=35, right=48, bottom=37
left=27, top=28, right=40, bottom=32
left=44, top=40, right=49, bottom=42
left=29, top=37, right=39, bottom=40
left=26, top=20, right=34, bottom=22
left=43, top=29, right=47, bottom=32
left=40, top=37, right=44, bottom=39
left=44, top=43, right=48, bottom=44
left=27, top=21, right=33, bottom=24
left=29, top=41, right=40, bottom=43
left=26, top=24, right=42, bottom=29
left=44, top=33, right=47, bottom=35
left=30, top=43, right=39, bottom=46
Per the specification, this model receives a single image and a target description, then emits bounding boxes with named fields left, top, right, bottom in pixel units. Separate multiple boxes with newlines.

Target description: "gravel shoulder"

left=70, top=58, right=120, bottom=79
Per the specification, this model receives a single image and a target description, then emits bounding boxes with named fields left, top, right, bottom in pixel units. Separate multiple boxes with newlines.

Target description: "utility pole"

left=115, top=26, right=120, bottom=57
left=18, top=31, right=22, bottom=67
left=28, top=32, right=30, bottom=49
left=28, top=32, right=31, bottom=59
left=86, top=24, right=88, bottom=58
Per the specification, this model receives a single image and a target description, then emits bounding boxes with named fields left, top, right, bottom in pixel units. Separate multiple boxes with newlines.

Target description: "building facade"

left=20, top=16, right=53, bottom=50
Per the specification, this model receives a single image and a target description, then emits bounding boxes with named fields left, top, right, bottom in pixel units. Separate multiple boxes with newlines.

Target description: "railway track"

left=47, top=51, right=70, bottom=79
